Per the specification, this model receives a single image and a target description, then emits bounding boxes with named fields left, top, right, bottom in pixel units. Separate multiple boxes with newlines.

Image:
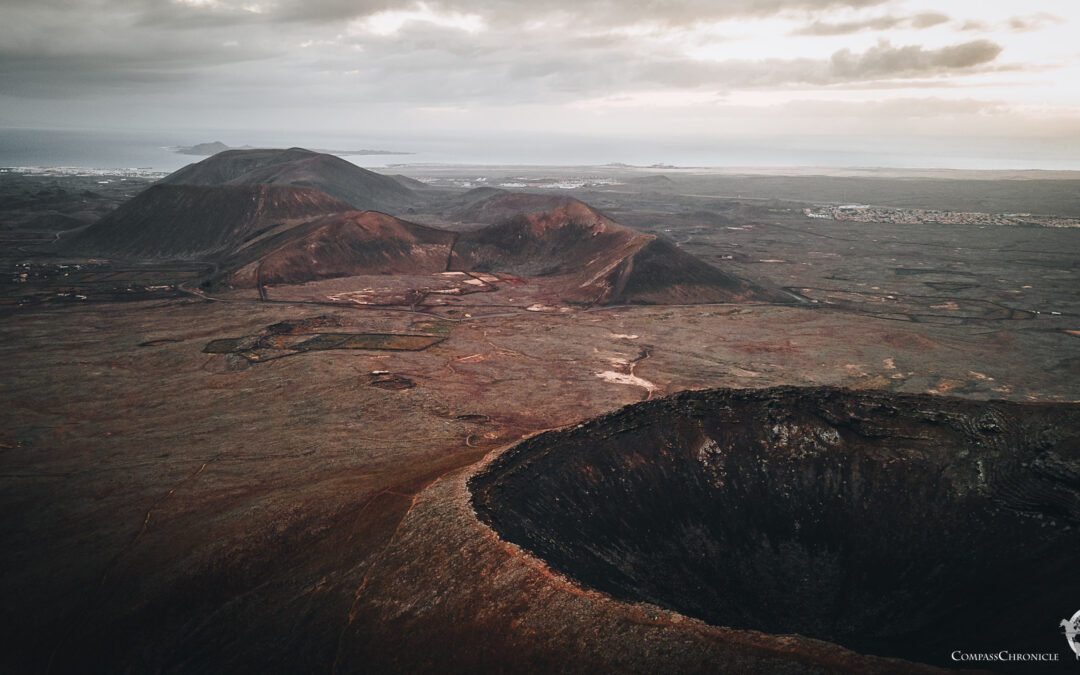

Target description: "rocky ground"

left=2, top=170, right=1079, bottom=672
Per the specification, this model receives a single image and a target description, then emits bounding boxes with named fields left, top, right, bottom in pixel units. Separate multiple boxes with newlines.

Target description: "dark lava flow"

left=470, top=387, right=1080, bottom=670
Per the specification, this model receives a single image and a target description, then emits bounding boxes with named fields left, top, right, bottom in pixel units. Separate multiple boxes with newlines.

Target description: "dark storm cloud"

left=269, top=0, right=405, bottom=23
left=135, top=4, right=271, bottom=29
left=0, top=0, right=280, bottom=96
left=0, top=43, right=277, bottom=97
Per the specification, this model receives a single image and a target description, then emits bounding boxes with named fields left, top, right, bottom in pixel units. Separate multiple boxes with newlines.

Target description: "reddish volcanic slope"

left=65, top=180, right=791, bottom=307
left=208, top=192, right=791, bottom=306
left=160, top=148, right=417, bottom=212
left=452, top=193, right=793, bottom=305
left=223, top=211, right=456, bottom=287
left=61, top=184, right=353, bottom=259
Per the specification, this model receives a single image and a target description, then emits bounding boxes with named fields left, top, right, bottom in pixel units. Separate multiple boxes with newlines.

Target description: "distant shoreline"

left=5, top=163, right=1080, bottom=183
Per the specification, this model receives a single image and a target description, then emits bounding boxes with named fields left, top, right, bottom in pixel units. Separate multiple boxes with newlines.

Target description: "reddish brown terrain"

left=3, top=156, right=1080, bottom=673
left=221, top=211, right=458, bottom=287
left=207, top=192, right=791, bottom=308
left=448, top=193, right=792, bottom=305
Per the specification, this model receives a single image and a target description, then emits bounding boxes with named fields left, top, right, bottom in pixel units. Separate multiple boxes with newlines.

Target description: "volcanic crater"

left=470, top=387, right=1080, bottom=670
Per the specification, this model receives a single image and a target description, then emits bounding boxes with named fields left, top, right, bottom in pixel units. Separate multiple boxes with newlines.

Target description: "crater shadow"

left=470, top=387, right=1080, bottom=670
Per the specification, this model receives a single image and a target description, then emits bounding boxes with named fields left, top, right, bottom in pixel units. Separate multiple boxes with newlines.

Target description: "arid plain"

left=2, top=155, right=1079, bottom=673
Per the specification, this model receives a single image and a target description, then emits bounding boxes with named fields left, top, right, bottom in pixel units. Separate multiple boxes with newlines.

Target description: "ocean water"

left=0, top=129, right=193, bottom=172
left=1, top=127, right=1078, bottom=172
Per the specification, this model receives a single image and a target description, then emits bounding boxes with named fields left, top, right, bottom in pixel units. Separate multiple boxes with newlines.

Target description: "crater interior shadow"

left=470, top=387, right=1080, bottom=670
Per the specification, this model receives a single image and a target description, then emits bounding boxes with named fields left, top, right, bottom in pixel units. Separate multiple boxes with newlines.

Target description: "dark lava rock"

left=160, top=147, right=417, bottom=213
left=470, top=387, right=1080, bottom=671
left=370, top=373, right=415, bottom=390
left=61, top=184, right=353, bottom=259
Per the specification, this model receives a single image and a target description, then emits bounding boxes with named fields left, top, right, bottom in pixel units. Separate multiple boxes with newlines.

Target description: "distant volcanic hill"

left=64, top=168, right=790, bottom=307
left=451, top=194, right=620, bottom=276
left=213, top=192, right=791, bottom=306
left=625, top=174, right=677, bottom=191
left=159, top=147, right=417, bottom=213
left=60, top=184, right=352, bottom=259
left=175, top=141, right=231, bottom=156
left=223, top=211, right=456, bottom=287
left=448, top=193, right=792, bottom=305
left=160, top=148, right=315, bottom=186
left=446, top=186, right=511, bottom=216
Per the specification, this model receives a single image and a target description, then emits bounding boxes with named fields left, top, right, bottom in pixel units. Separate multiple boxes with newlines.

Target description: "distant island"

left=174, top=141, right=412, bottom=157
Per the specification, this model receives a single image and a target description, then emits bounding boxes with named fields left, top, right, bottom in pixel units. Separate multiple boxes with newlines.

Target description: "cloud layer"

left=0, top=0, right=1076, bottom=157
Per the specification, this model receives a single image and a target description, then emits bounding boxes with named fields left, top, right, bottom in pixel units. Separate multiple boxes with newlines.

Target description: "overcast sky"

left=1, top=0, right=1078, bottom=165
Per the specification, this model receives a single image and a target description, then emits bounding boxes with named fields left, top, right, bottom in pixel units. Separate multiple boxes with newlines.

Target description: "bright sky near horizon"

left=1, top=0, right=1077, bottom=164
